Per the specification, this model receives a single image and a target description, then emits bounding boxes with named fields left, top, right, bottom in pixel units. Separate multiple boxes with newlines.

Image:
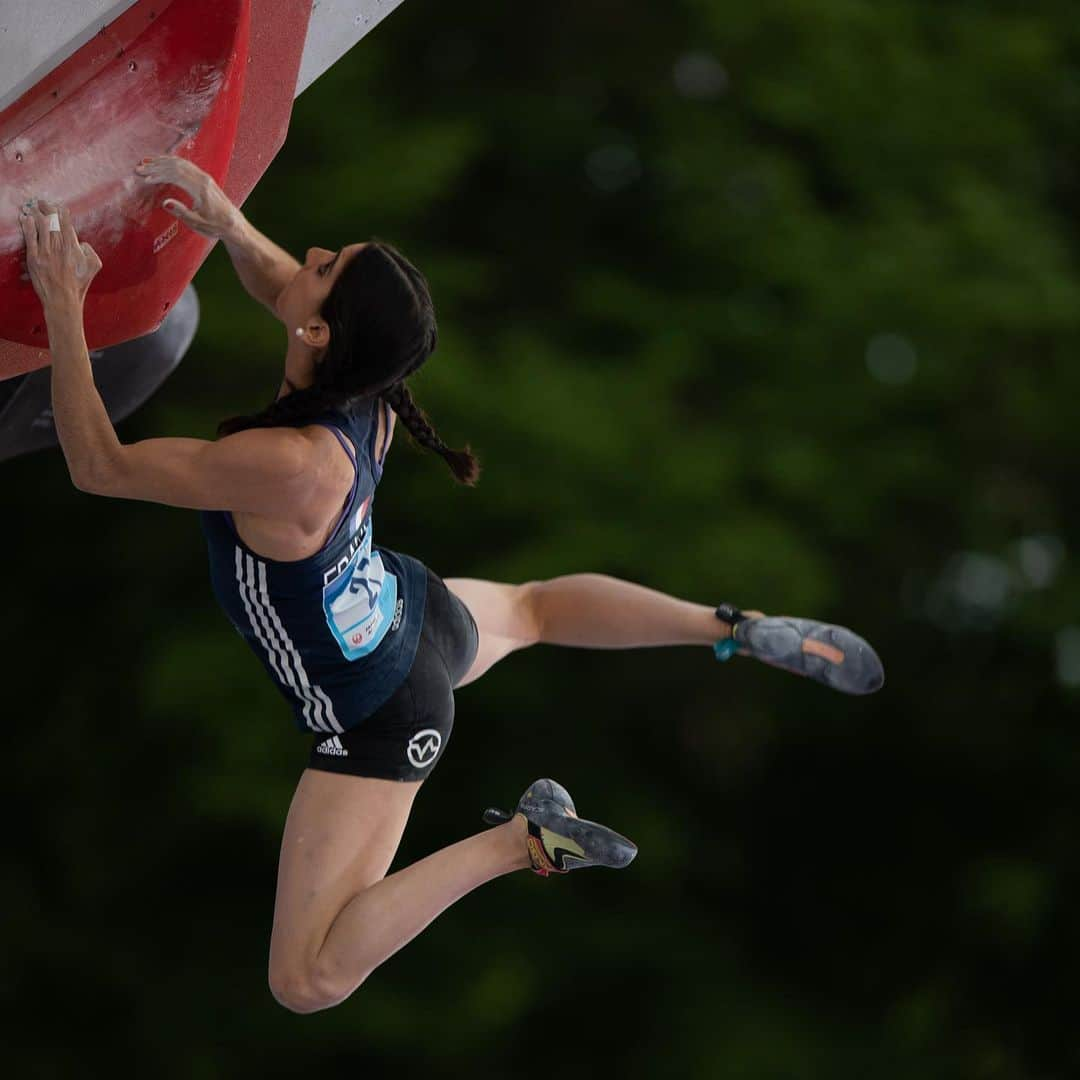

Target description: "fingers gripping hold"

left=60, top=205, right=78, bottom=247
left=19, top=203, right=38, bottom=260
left=135, top=154, right=239, bottom=240
left=18, top=198, right=101, bottom=307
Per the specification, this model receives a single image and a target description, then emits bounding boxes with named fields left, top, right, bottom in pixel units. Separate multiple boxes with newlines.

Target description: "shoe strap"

left=714, top=603, right=747, bottom=661
left=526, top=820, right=562, bottom=877
left=715, top=602, right=746, bottom=628
left=487, top=809, right=564, bottom=875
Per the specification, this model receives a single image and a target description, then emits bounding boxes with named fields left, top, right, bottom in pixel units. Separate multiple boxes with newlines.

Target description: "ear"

left=299, top=318, right=331, bottom=349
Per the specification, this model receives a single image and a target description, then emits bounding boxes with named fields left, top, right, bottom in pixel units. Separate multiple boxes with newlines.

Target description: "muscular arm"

left=46, top=299, right=319, bottom=513
left=222, top=214, right=301, bottom=318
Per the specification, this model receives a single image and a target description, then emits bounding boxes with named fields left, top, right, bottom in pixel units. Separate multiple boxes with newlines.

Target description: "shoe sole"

left=533, top=803, right=638, bottom=871
left=741, top=617, right=884, bottom=695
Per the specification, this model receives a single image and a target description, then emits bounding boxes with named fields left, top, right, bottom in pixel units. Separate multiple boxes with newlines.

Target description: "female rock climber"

left=16, top=156, right=882, bottom=1014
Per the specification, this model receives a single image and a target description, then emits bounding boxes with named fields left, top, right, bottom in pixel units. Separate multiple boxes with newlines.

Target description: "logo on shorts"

left=316, top=735, right=348, bottom=757
left=390, top=598, right=404, bottom=632
left=406, top=728, right=442, bottom=769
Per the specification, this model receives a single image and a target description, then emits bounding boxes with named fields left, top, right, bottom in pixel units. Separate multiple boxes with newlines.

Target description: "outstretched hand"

left=136, top=155, right=242, bottom=241
left=19, top=199, right=102, bottom=312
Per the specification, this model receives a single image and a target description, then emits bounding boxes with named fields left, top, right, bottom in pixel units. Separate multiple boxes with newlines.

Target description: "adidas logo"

left=390, top=598, right=404, bottom=631
left=316, top=735, right=348, bottom=757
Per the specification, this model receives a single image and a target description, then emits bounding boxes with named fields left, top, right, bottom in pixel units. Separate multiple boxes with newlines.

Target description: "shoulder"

left=295, top=420, right=356, bottom=467
left=213, top=424, right=333, bottom=488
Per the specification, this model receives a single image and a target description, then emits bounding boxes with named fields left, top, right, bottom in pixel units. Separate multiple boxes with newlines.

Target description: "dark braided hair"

left=381, top=380, right=479, bottom=485
left=218, top=240, right=479, bottom=485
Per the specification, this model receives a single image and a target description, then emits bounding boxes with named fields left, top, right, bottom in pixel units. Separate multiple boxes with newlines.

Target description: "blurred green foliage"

left=5, top=1, right=1080, bottom=1076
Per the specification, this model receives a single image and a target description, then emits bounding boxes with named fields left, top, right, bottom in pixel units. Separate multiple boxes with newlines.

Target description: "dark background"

left=5, top=1, right=1080, bottom=1075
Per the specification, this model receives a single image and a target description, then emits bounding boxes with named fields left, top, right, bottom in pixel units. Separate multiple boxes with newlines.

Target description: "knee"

left=269, top=962, right=361, bottom=1015
left=268, top=968, right=331, bottom=1014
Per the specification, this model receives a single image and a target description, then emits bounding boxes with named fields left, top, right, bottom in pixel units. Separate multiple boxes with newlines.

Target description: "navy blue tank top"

left=200, top=397, right=427, bottom=734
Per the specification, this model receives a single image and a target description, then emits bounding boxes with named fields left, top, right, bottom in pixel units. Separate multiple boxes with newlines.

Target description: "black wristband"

left=714, top=602, right=746, bottom=627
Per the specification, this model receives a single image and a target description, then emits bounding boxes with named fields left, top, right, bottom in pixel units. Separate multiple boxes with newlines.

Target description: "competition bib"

left=322, top=515, right=398, bottom=661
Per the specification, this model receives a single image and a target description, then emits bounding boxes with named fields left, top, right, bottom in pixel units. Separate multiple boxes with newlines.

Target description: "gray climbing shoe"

left=714, top=603, right=884, bottom=696
left=483, top=779, right=638, bottom=877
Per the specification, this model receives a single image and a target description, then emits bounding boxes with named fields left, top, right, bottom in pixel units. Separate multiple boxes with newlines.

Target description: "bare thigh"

left=269, top=769, right=421, bottom=980
left=443, top=577, right=540, bottom=688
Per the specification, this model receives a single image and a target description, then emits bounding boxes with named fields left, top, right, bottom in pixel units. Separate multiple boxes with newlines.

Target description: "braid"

left=381, top=381, right=479, bottom=486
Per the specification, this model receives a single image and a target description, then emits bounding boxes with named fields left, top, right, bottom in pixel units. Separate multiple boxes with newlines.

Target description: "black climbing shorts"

left=307, top=567, right=479, bottom=782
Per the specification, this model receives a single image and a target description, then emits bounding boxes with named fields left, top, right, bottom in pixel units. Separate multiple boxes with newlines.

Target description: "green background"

left=5, top=0, right=1079, bottom=1075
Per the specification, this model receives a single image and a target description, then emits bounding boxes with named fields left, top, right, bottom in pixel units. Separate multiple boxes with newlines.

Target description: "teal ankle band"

left=713, top=638, right=739, bottom=662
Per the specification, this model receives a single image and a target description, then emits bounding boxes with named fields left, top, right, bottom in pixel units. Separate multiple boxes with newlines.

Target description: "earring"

left=295, top=327, right=304, bottom=337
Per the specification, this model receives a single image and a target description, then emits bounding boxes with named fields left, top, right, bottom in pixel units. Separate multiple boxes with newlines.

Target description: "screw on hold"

left=162, top=302, right=169, bottom=312
left=14, top=151, right=22, bottom=162
left=128, top=61, right=137, bottom=72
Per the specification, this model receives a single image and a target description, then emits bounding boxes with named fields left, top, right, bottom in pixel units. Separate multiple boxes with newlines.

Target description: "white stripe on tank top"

left=232, top=547, right=343, bottom=734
